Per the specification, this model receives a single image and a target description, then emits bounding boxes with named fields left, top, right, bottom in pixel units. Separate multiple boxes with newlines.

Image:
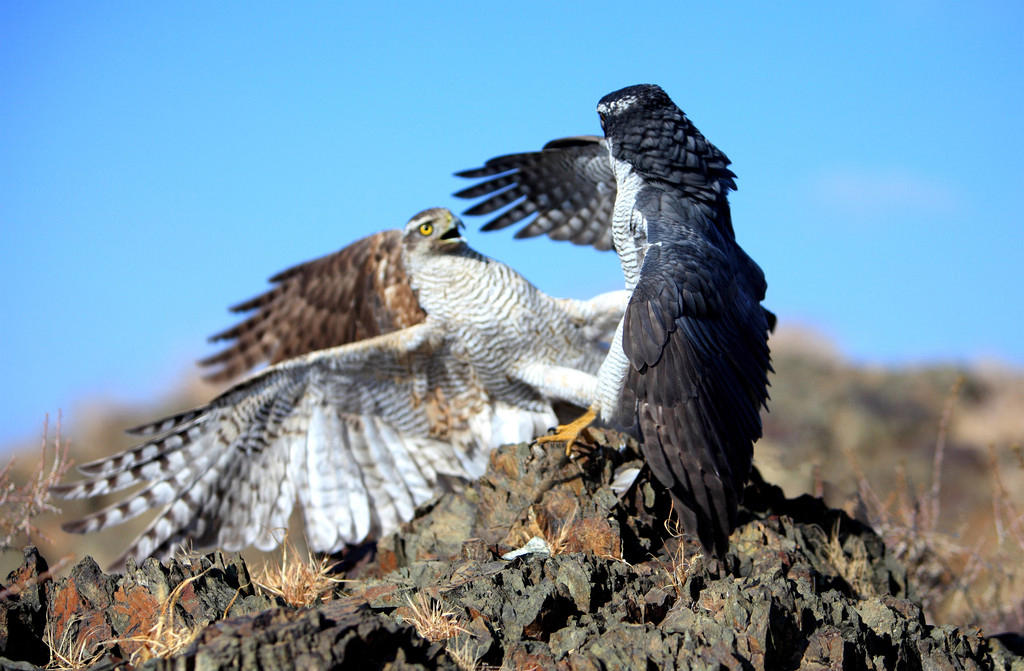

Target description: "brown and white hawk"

left=53, top=208, right=627, bottom=566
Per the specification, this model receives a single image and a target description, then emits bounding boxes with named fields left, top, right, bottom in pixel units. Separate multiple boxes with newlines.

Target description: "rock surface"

left=2, top=432, right=1022, bottom=670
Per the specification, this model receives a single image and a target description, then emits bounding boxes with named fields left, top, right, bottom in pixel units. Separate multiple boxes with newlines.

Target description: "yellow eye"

left=419, top=222, right=433, bottom=236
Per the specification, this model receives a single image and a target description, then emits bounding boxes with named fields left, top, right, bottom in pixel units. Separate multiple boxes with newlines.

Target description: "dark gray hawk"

left=53, top=208, right=627, bottom=566
left=456, top=84, right=773, bottom=558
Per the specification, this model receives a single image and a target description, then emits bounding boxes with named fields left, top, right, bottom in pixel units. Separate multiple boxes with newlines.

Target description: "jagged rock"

left=159, top=596, right=443, bottom=671
left=2, top=433, right=1022, bottom=670
left=43, top=550, right=276, bottom=665
left=353, top=435, right=1020, bottom=670
left=0, top=547, right=50, bottom=666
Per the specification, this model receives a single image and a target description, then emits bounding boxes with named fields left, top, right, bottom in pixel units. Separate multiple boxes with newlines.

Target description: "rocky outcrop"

left=1, top=547, right=440, bottom=671
left=2, top=432, right=1021, bottom=670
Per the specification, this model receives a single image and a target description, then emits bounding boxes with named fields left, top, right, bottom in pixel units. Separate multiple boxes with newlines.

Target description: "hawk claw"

left=536, top=407, right=598, bottom=457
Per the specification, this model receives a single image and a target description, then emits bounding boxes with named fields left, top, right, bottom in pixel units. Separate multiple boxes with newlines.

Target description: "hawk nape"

left=52, top=208, right=627, bottom=567
left=456, top=84, right=774, bottom=558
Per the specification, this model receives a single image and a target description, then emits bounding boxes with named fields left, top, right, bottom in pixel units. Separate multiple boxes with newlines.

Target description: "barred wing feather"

left=53, top=321, right=554, bottom=567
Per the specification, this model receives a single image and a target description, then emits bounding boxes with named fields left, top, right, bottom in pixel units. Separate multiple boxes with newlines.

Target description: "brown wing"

left=199, top=229, right=426, bottom=384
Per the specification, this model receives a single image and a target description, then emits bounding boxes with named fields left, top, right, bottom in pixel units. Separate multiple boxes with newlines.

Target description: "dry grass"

left=1, top=413, right=73, bottom=554
left=445, top=636, right=493, bottom=671
left=119, top=571, right=209, bottom=665
left=1, top=414, right=75, bottom=605
left=954, top=444, right=1024, bottom=631
left=400, top=592, right=496, bottom=671
left=505, top=504, right=579, bottom=558
left=45, top=615, right=107, bottom=670
left=812, top=520, right=876, bottom=598
left=45, top=571, right=213, bottom=667
left=253, top=536, right=345, bottom=607
left=402, top=592, right=468, bottom=643
left=544, top=506, right=577, bottom=557
left=653, top=510, right=703, bottom=599
left=533, top=504, right=576, bottom=556
left=849, top=376, right=1024, bottom=629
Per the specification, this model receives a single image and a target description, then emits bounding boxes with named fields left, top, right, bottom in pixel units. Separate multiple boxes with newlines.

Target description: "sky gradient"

left=2, top=1, right=1022, bottom=449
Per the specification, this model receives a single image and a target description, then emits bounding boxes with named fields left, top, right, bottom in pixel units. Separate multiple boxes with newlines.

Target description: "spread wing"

left=622, top=189, right=772, bottom=558
left=556, top=289, right=631, bottom=345
left=200, top=229, right=425, bottom=384
left=53, top=321, right=556, bottom=568
left=454, top=136, right=617, bottom=251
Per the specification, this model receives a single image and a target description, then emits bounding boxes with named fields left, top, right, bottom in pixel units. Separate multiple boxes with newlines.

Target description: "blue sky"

left=2, top=1, right=1022, bottom=449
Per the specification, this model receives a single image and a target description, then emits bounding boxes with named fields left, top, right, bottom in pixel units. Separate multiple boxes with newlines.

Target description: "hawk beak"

left=439, top=217, right=465, bottom=241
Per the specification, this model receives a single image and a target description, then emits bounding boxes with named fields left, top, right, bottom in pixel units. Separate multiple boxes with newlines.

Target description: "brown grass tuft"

left=813, top=520, right=876, bottom=598
left=253, top=535, right=345, bottom=608
left=533, top=504, right=577, bottom=556
left=117, top=571, right=208, bottom=665
left=402, top=592, right=468, bottom=643
left=445, top=635, right=495, bottom=671
left=506, top=504, right=579, bottom=558
left=653, top=510, right=703, bottom=599
left=45, top=614, right=107, bottom=670
left=399, top=591, right=497, bottom=670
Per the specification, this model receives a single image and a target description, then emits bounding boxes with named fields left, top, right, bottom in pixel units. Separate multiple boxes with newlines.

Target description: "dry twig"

left=1, top=413, right=73, bottom=552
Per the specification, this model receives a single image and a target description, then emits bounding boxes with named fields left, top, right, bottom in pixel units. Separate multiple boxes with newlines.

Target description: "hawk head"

left=596, top=84, right=735, bottom=197
left=597, top=84, right=671, bottom=117
left=403, top=208, right=466, bottom=257
left=596, top=84, right=676, bottom=138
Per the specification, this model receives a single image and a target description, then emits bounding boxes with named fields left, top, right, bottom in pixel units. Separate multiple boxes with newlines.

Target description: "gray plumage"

left=456, top=85, right=773, bottom=558
left=53, top=208, right=627, bottom=566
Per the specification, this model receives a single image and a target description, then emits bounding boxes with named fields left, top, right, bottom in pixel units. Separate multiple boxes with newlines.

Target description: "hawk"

left=456, top=84, right=773, bottom=558
left=53, top=208, right=627, bottom=566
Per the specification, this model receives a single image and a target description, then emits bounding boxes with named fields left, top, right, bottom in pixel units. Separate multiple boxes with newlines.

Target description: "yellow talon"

left=536, top=406, right=598, bottom=456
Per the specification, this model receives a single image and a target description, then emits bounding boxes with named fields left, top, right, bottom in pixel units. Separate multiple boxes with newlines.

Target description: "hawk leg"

left=536, top=406, right=598, bottom=456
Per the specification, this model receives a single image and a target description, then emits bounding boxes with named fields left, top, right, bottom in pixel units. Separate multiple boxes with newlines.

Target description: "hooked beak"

left=439, top=214, right=465, bottom=242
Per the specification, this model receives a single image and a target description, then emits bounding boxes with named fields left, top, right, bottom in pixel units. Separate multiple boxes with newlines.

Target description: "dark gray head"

left=595, top=84, right=735, bottom=200
left=596, top=84, right=679, bottom=141
left=597, top=84, right=672, bottom=118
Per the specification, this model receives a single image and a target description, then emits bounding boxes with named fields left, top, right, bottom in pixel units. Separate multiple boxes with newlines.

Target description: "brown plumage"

left=200, top=230, right=425, bottom=384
